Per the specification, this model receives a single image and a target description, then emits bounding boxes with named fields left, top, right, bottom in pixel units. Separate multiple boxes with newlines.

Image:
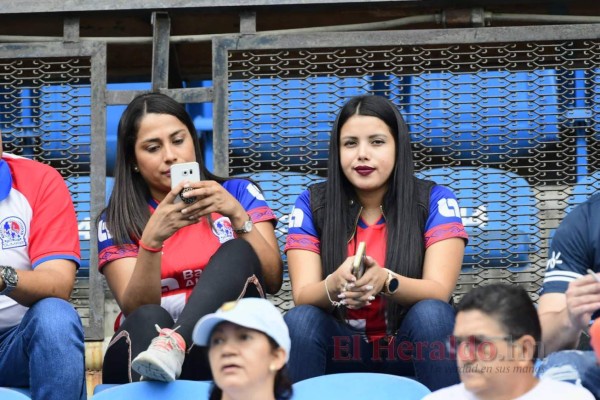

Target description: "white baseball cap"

left=192, top=298, right=291, bottom=362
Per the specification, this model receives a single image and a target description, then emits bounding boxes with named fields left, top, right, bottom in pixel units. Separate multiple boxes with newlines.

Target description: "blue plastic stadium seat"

left=565, top=171, right=600, bottom=214
left=93, top=384, right=119, bottom=394
left=0, top=388, right=31, bottom=399
left=91, top=380, right=212, bottom=399
left=292, top=373, right=430, bottom=399
left=235, top=171, right=324, bottom=255
left=416, top=167, right=539, bottom=271
left=400, top=70, right=560, bottom=163
left=228, top=77, right=369, bottom=169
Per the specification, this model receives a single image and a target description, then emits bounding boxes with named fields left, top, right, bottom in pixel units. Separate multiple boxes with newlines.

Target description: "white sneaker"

left=131, top=324, right=186, bottom=382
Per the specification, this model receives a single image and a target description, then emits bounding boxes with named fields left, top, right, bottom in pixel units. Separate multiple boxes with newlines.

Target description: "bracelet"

left=325, top=274, right=343, bottom=308
left=139, top=240, right=163, bottom=253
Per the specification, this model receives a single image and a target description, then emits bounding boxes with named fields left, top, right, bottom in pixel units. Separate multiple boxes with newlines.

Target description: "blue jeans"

left=0, top=298, right=86, bottom=400
left=537, top=350, right=600, bottom=398
left=284, top=299, right=459, bottom=391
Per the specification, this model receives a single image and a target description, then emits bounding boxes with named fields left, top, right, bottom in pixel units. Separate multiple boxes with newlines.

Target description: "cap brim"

left=192, top=315, right=227, bottom=346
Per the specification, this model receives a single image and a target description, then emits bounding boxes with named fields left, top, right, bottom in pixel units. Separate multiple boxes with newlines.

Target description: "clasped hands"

left=330, top=255, right=389, bottom=310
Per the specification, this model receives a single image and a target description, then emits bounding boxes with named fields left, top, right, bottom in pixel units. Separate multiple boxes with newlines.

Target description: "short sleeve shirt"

left=0, top=154, right=80, bottom=330
left=98, top=179, right=276, bottom=326
left=541, top=193, right=600, bottom=296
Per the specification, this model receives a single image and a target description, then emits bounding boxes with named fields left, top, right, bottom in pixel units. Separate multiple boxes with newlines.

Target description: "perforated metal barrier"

left=214, top=26, right=600, bottom=307
left=3, top=25, right=600, bottom=329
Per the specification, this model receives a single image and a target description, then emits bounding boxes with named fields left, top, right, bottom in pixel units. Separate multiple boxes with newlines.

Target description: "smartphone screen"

left=352, top=241, right=366, bottom=279
left=170, top=162, right=201, bottom=204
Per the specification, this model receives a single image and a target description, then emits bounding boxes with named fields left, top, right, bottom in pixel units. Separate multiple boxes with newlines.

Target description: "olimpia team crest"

left=211, top=216, right=235, bottom=243
left=0, top=216, right=27, bottom=249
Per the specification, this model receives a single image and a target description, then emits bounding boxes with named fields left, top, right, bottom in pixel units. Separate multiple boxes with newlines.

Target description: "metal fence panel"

left=213, top=24, right=600, bottom=306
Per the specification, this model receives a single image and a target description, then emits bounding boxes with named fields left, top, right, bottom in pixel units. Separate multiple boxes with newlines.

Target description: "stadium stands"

left=416, top=167, right=540, bottom=272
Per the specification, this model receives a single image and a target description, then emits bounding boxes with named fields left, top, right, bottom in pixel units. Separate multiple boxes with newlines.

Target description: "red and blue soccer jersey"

left=285, top=184, right=468, bottom=341
left=98, top=179, right=276, bottom=328
left=0, top=153, right=80, bottom=330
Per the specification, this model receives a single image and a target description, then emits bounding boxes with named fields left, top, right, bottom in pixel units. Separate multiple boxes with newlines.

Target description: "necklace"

left=361, top=205, right=383, bottom=224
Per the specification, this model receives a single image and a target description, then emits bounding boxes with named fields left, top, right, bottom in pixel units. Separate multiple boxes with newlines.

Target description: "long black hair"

left=321, top=94, right=424, bottom=332
left=208, top=336, right=293, bottom=400
left=100, top=92, right=228, bottom=245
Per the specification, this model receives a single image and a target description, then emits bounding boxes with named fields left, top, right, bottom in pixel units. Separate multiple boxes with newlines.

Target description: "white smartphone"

left=170, top=162, right=201, bottom=204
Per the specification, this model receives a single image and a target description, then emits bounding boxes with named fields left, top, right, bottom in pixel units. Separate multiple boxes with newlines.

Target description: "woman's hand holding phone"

left=169, top=162, right=248, bottom=228
left=331, top=243, right=379, bottom=310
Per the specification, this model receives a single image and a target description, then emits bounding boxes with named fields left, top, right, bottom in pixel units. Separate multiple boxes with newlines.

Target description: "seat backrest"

left=565, top=171, right=600, bottom=214
left=0, top=388, right=31, bottom=399
left=402, top=70, right=561, bottom=164
left=234, top=171, right=324, bottom=260
left=91, top=380, right=212, bottom=399
left=292, top=373, right=430, bottom=400
left=416, top=167, right=539, bottom=272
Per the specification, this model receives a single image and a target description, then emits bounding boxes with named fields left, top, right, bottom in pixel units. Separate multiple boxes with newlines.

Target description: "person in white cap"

left=193, top=297, right=293, bottom=400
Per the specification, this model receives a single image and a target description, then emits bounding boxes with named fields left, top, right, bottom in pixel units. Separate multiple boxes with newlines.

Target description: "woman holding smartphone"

left=97, top=93, right=283, bottom=383
left=284, top=95, right=468, bottom=391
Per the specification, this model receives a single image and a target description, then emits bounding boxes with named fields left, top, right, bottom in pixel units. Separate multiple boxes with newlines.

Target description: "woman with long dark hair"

left=284, top=95, right=467, bottom=390
left=97, top=93, right=282, bottom=383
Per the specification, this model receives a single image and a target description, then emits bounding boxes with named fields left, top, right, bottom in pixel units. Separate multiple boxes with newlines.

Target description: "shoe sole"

left=131, top=353, right=177, bottom=382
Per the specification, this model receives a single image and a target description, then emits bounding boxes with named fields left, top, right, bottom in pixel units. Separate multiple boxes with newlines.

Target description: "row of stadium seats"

left=71, top=168, right=600, bottom=275
left=5, top=69, right=599, bottom=176
left=90, top=372, right=430, bottom=399
left=0, top=372, right=430, bottom=399
left=239, top=168, right=600, bottom=274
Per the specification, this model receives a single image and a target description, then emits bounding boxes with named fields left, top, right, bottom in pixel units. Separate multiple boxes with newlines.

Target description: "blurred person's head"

left=452, top=283, right=541, bottom=399
left=193, top=298, right=292, bottom=400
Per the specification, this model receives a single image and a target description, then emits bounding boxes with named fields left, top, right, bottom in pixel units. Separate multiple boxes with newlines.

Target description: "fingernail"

left=368, top=296, right=375, bottom=301
left=189, top=216, right=196, bottom=220
left=347, top=283, right=355, bottom=289
left=365, top=285, right=374, bottom=291
left=181, top=208, right=187, bottom=214
left=337, top=293, right=346, bottom=299
left=340, top=300, right=346, bottom=305
left=365, top=302, right=371, bottom=306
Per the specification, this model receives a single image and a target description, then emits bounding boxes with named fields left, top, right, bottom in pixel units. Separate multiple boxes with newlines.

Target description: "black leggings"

left=102, top=239, right=265, bottom=383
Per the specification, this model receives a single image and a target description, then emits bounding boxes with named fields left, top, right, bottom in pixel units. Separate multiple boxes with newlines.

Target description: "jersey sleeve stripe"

left=31, top=254, right=81, bottom=269
left=284, top=233, right=320, bottom=254
left=424, top=222, right=469, bottom=248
